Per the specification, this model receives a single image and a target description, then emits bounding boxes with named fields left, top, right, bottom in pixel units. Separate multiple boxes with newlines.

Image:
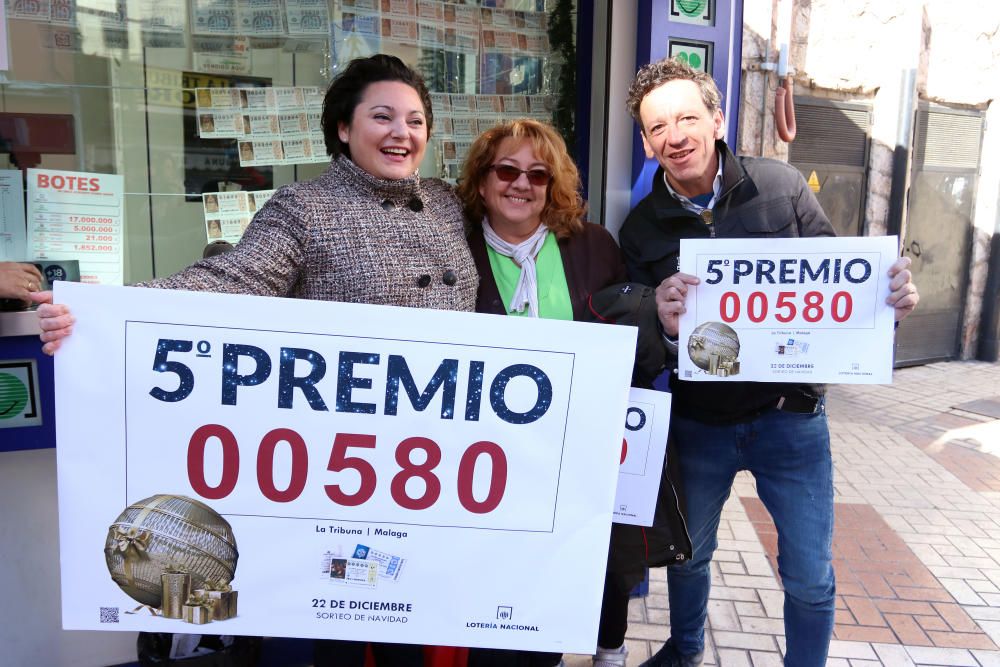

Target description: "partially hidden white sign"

left=614, top=388, right=671, bottom=527
left=678, top=236, right=898, bottom=384
left=54, top=283, right=636, bottom=653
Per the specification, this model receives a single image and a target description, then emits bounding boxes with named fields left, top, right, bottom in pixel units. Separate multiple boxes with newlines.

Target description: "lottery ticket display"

left=196, top=86, right=328, bottom=167
left=435, top=93, right=553, bottom=182
left=203, top=189, right=275, bottom=243
left=0, top=170, right=26, bottom=260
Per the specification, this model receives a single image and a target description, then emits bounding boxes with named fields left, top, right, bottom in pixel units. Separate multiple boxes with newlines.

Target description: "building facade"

left=736, top=0, right=1000, bottom=362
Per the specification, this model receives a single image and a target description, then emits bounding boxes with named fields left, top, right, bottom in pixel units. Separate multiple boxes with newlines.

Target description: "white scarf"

left=482, top=219, right=549, bottom=318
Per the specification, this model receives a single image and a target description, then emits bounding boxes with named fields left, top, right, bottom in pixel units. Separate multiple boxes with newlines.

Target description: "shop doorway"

left=894, top=105, right=984, bottom=364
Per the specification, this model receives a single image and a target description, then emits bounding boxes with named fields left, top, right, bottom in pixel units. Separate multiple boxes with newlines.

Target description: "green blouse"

left=486, top=233, right=573, bottom=321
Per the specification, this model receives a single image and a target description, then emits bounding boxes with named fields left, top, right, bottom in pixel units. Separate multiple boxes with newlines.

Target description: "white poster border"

left=55, top=283, right=637, bottom=653
left=678, top=236, right=899, bottom=384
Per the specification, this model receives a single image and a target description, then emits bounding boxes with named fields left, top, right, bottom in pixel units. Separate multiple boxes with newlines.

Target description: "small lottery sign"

left=678, top=236, right=899, bottom=384
left=613, top=388, right=671, bottom=527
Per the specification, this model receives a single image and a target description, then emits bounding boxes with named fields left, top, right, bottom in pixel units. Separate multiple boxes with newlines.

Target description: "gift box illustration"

left=182, top=596, right=213, bottom=624
left=193, top=580, right=239, bottom=620
left=687, top=321, right=741, bottom=377
left=160, top=568, right=192, bottom=619
left=103, top=494, right=240, bottom=624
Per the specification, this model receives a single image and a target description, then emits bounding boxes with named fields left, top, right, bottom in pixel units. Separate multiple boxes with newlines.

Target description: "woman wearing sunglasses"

left=458, top=119, right=624, bottom=326
left=457, top=119, right=638, bottom=667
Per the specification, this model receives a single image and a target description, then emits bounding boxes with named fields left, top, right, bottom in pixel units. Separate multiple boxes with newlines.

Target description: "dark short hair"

left=203, top=240, right=234, bottom=258
left=626, top=57, right=722, bottom=127
left=321, top=54, right=434, bottom=158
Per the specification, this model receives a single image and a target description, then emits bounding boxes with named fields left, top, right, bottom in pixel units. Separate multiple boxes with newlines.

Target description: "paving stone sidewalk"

left=567, top=360, right=1000, bottom=667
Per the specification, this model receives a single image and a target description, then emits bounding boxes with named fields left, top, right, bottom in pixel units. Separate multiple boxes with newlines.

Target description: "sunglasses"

left=489, top=164, right=552, bottom=186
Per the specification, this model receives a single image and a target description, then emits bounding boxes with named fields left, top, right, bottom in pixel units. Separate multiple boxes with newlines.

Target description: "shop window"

left=0, top=1, right=573, bottom=282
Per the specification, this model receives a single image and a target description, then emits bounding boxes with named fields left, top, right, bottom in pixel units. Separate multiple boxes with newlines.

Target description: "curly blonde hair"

left=456, top=118, right=585, bottom=239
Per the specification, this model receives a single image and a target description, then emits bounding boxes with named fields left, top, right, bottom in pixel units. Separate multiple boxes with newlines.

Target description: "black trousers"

left=597, top=571, right=632, bottom=649
left=466, top=648, right=561, bottom=667
left=313, top=640, right=424, bottom=667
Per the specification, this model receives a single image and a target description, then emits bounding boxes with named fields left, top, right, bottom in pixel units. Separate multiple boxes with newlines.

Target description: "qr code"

left=684, top=370, right=693, bottom=378
left=100, top=607, right=119, bottom=623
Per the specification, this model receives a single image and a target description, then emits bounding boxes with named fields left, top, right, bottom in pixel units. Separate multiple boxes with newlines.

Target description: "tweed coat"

left=149, top=155, right=478, bottom=312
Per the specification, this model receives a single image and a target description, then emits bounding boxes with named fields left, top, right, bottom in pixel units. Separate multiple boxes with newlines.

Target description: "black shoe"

left=639, top=639, right=704, bottom=667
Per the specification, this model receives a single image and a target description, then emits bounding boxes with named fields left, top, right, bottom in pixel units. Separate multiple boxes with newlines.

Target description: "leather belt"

left=774, top=393, right=823, bottom=414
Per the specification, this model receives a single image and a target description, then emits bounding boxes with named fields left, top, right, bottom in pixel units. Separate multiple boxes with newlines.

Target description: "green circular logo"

left=0, top=373, right=28, bottom=419
left=677, top=0, right=707, bottom=18
left=676, top=52, right=703, bottom=69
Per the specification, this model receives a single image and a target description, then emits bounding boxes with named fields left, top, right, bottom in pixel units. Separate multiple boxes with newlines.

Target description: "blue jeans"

left=667, top=404, right=835, bottom=667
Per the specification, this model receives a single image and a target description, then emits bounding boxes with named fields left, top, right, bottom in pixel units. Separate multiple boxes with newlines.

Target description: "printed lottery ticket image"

left=322, top=552, right=378, bottom=588
left=320, top=541, right=406, bottom=590
left=103, top=494, right=240, bottom=623
left=687, top=321, right=742, bottom=377
left=353, top=544, right=406, bottom=581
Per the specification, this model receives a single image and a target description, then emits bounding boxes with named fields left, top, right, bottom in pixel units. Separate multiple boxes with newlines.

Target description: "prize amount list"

left=31, top=209, right=122, bottom=283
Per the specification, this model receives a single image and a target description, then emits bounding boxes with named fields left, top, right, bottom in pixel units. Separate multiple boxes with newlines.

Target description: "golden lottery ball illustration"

left=104, top=494, right=238, bottom=607
left=687, top=321, right=741, bottom=371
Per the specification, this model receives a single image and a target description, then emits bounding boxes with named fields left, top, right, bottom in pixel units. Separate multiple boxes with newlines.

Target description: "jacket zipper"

left=700, top=209, right=715, bottom=238
left=701, top=170, right=743, bottom=237
left=668, top=473, right=692, bottom=561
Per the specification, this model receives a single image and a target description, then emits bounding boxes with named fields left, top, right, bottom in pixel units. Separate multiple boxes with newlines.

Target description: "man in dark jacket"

left=619, top=58, right=919, bottom=667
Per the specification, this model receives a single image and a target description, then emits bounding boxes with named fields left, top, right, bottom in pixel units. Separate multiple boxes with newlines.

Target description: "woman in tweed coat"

left=35, top=55, right=475, bottom=667
left=36, top=54, right=476, bottom=350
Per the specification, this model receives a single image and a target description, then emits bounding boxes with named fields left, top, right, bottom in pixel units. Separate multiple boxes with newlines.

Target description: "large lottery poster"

left=27, top=169, right=124, bottom=285
left=678, top=236, right=899, bottom=384
left=54, top=283, right=637, bottom=653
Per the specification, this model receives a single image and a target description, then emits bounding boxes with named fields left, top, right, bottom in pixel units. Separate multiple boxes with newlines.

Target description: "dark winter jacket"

left=469, top=221, right=693, bottom=579
left=619, top=141, right=836, bottom=424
